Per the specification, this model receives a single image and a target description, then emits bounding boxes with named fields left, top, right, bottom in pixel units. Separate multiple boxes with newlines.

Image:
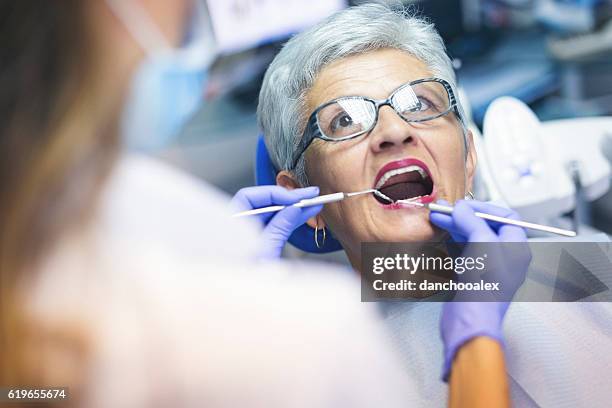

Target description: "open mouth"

left=373, top=159, right=434, bottom=205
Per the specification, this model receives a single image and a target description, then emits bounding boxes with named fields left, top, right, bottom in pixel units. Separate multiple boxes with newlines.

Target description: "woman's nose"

left=369, top=106, right=417, bottom=153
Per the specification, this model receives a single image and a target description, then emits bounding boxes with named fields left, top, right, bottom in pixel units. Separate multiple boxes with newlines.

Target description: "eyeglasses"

left=290, top=77, right=458, bottom=169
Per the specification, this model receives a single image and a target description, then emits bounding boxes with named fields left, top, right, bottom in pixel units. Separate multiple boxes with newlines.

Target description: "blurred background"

left=159, top=0, right=612, bottom=235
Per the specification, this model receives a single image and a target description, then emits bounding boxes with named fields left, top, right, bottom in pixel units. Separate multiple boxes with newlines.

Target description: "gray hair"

left=257, top=3, right=467, bottom=185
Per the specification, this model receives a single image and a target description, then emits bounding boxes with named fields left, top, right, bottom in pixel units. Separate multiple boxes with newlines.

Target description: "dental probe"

left=233, top=189, right=378, bottom=218
left=397, top=198, right=577, bottom=237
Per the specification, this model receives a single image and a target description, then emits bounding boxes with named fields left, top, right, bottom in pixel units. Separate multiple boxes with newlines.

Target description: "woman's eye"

left=416, top=97, right=432, bottom=111
left=400, top=97, right=433, bottom=115
left=331, top=113, right=353, bottom=130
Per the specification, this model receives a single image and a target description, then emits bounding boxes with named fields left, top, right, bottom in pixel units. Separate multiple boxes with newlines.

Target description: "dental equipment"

left=232, top=189, right=379, bottom=218
left=397, top=198, right=577, bottom=237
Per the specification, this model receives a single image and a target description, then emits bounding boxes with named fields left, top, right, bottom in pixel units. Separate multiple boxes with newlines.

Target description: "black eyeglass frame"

left=290, top=77, right=459, bottom=169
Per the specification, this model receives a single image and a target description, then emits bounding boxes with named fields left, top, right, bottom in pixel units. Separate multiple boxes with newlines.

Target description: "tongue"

left=380, top=182, right=428, bottom=202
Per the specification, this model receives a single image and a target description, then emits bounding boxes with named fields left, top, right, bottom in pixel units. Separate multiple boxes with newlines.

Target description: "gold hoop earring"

left=465, top=190, right=474, bottom=200
left=314, top=224, right=326, bottom=249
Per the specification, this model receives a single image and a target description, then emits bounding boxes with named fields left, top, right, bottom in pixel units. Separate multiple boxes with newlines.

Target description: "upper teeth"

left=375, top=165, right=427, bottom=189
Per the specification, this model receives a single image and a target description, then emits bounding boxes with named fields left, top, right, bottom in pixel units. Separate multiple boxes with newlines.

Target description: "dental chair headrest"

left=255, top=135, right=343, bottom=253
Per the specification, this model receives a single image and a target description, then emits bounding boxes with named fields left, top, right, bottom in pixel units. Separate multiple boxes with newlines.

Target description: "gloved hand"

left=231, top=186, right=322, bottom=259
left=429, top=200, right=531, bottom=381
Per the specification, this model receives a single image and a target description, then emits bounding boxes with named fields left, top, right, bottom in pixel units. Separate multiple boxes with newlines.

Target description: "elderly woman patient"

left=252, top=3, right=612, bottom=407
left=259, top=7, right=474, bottom=270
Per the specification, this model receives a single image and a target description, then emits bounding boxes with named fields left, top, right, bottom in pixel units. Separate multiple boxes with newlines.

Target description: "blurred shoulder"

left=95, top=153, right=263, bottom=260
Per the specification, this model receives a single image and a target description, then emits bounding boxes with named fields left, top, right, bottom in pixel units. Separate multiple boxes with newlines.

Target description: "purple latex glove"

left=231, top=186, right=322, bottom=259
left=430, top=200, right=531, bottom=381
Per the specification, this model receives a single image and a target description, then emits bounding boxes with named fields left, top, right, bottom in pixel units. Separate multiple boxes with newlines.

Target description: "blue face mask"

left=107, top=0, right=216, bottom=151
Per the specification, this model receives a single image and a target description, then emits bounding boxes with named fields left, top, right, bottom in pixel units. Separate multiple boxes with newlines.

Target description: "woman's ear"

left=465, top=130, right=478, bottom=192
left=305, top=214, right=326, bottom=230
left=276, top=170, right=301, bottom=190
left=276, top=170, right=324, bottom=230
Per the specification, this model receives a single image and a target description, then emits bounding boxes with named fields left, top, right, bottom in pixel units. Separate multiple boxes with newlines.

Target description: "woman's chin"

left=377, top=221, right=439, bottom=242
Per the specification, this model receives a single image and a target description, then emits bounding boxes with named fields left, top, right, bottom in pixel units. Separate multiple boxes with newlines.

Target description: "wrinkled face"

left=297, top=49, right=475, bottom=264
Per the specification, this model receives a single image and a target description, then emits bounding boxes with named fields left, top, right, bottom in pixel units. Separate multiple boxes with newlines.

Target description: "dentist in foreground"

left=0, top=1, right=515, bottom=407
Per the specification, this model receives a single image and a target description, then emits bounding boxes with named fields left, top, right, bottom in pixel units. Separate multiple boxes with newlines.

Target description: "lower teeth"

left=374, top=190, right=423, bottom=204
left=373, top=190, right=393, bottom=203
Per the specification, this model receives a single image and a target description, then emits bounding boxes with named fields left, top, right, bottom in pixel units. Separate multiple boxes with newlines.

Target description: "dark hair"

left=0, top=1, right=119, bottom=390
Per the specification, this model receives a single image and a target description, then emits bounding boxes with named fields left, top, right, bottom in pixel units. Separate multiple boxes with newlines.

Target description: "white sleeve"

left=96, top=154, right=264, bottom=261
left=82, top=254, right=416, bottom=408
